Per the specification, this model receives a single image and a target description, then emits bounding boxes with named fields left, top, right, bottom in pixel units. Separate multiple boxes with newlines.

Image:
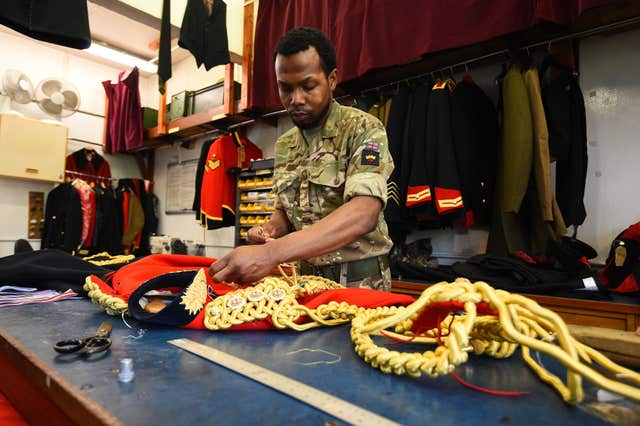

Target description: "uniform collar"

left=288, top=99, right=340, bottom=147
left=320, top=99, right=340, bottom=139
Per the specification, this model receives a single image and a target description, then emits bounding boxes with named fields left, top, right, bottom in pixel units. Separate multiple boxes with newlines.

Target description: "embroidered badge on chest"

left=205, top=153, right=220, bottom=171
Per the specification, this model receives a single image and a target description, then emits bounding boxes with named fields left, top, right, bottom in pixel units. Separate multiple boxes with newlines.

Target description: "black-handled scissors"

left=54, top=322, right=112, bottom=355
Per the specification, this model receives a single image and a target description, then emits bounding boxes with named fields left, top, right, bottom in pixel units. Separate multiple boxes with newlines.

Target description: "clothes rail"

left=76, top=109, right=105, bottom=118
left=68, top=137, right=103, bottom=147
left=360, top=15, right=640, bottom=95
left=65, top=170, right=117, bottom=181
left=259, top=94, right=355, bottom=119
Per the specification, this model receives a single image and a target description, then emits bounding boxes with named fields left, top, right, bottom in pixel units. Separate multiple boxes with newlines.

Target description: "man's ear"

left=328, top=68, right=338, bottom=91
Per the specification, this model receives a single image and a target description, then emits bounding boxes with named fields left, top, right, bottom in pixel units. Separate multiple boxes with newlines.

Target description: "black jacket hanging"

left=0, top=0, right=90, bottom=49
left=179, top=0, right=231, bottom=70
left=541, top=57, right=588, bottom=227
left=158, top=0, right=172, bottom=94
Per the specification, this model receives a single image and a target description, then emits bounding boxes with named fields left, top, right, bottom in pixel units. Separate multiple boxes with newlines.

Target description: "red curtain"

left=251, top=0, right=622, bottom=110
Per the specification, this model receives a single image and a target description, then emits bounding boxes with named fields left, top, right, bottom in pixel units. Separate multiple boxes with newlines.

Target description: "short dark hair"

left=273, top=27, right=336, bottom=76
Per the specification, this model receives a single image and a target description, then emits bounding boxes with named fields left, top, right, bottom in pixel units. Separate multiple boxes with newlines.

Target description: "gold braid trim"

left=83, top=276, right=129, bottom=316
left=82, top=252, right=135, bottom=266
left=204, top=274, right=347, bottom=331
left=350, top=278, right=640, bottom=404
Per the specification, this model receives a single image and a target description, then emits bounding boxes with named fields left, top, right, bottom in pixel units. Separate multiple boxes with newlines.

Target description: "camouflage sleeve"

left=344, top=116, right=394, bottom=207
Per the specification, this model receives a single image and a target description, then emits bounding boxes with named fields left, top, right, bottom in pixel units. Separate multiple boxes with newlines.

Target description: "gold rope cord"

left=81, top=265, right=640, bottom=405
left=350, top=277, right=640, bottom=404
left=82, top=252, right=135, bottom=266
left=83, top=276, right=129, bottom=316
left=203, top=274, right=349, bottom=331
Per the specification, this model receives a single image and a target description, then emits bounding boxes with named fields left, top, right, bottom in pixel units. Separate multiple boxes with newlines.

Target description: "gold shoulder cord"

left=83, top=267, right=640, bottom=404
left=204, top=274, right=352, bottom=331
left=350, top=277, right=640, bottom=404
left=82, top=252, right=135, bottom=266
left=84, top=275, right=129, bottom=316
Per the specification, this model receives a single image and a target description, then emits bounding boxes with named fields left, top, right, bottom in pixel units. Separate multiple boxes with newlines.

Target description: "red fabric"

left=64, top=149, right=112, bottom=186
left=252, top=0, right=623, bottom=109
left=405, top=185, right=431, bottom=207
left=88, top=254, right=415, bottom=331
left=91, top=254, right=222, bottom=300
left=121, top=190, right=129, bottom=238
left=598, top=220, right=640, bottom=293
left=0, top=392, right=27, bottom=426
left=200, top=133, right=263, bottom=229
left=102, top=67, right=143, bottom=153
left=71, top=180, right=97, bottom=248
left=434, top=187, right=464, bottom=215
left=410, top=301, right=498, bottom=336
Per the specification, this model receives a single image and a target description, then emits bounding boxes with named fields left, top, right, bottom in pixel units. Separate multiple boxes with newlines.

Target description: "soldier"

left=210, top=27, right=394, bottom=290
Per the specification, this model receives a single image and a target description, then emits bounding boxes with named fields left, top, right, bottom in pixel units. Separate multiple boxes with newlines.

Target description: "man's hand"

left=246, top=223, right=276, bottom=244
left=209, top=243, right=279, bottom=284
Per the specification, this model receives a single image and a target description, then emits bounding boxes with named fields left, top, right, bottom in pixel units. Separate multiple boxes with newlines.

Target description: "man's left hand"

left=209, top=244, right=279, bottom=284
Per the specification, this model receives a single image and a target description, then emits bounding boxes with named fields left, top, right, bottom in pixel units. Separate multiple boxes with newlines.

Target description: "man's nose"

left=290, top=87, right=305, bottom=105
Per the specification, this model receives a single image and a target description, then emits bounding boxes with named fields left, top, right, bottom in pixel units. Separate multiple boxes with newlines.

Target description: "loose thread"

left=121, top=311, right=147, bottom=340
left=286, top=348, right=341, bottom=366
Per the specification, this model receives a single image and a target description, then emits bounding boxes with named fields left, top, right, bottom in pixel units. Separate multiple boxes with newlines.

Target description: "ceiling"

left=87, top=0, right=191, bottom=65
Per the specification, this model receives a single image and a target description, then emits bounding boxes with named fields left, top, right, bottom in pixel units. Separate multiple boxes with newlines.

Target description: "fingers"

left=209, top=257, right=228, bottom=278
left=246, top=226, right=268, bottom=244
left=247, top=225, right=277, bottom=244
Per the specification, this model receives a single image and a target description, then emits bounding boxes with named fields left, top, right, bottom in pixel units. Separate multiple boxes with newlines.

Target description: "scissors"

left=54, top=322, right=112, bottom=355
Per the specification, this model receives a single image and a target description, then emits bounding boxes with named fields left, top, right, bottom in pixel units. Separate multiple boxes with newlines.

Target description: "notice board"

left=165, top=159, right=198, bottom=214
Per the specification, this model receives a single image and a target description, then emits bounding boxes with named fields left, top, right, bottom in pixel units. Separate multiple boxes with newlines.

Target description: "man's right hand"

left=246, top=223, right=276, bottom=244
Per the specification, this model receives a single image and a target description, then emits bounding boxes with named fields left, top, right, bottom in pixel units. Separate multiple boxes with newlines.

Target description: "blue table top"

left=0, top=299, right=628, bottom=425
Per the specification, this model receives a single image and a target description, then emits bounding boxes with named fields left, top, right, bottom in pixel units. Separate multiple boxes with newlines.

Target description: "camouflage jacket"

left=273, top=100, right=394, bottom=266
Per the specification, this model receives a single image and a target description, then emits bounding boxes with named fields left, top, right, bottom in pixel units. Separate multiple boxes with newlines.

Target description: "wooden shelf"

left=391, top=280, right=640, bottom=331
left=141, top=100, right=254, bottom=149
left=139, top=1, right=256, bottom=150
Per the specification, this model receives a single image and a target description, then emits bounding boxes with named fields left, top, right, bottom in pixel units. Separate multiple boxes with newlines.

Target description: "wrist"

left=264, top=238, right=287, bottom=264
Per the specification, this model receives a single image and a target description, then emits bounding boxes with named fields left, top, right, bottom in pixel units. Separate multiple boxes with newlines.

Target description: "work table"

left=0, top=299, right=633, bottom=425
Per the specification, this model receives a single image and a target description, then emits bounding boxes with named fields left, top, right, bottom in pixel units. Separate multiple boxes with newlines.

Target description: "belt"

left=299, top=255, right=389, bottom=283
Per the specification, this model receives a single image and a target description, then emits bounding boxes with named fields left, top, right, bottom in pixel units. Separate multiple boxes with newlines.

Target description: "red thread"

left=383, top=301, right=528, bottom=397
left=450, top=371, right=529, bottom=397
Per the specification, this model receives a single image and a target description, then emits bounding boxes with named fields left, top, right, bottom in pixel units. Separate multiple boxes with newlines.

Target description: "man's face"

left=275, top=47, right=337, bottom=129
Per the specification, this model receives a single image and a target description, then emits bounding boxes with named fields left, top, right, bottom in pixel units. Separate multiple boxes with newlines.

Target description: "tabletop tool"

left=169, top=338, right=400, bottom=426
left=54, top=321, right=112, bottom=355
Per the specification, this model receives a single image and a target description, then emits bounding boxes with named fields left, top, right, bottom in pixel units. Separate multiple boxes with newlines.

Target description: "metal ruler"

left=168, top=338, right=400, bottom=426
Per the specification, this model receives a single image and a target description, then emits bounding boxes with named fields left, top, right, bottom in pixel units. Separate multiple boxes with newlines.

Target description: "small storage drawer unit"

left=234, top=159, right=275, bottom=246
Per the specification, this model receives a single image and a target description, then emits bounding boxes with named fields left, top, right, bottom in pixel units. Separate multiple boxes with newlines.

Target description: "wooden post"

left=102, top=96, right=109, bottom=149
left=240, top=0, right=254, bottom=111
left=224, top=62, right=235, bottom=115
left=158, top=84, right=168, bottom=135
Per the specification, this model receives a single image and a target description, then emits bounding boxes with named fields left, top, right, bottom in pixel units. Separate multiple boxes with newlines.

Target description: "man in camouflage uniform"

left=211, top=27, right=394, bottom=291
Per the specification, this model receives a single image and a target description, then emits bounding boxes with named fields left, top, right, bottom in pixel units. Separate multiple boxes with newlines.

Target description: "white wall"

left=0, top=28, right=147, bottom=256
left=579, top=29, right=640, bottom=263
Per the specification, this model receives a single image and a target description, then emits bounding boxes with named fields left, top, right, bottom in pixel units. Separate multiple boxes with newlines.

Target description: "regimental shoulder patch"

left=361, top=148, right=380, bottom=166
left=433, top=81, right=447, bottom=90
